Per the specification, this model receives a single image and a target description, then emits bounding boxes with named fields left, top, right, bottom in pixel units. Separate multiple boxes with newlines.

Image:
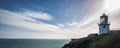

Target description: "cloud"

left=19, top=9, right=52, bottom=21
left=0, top=0, right=105, bottom=39
left=108, top=9, right=120, bottom=30
left=46, top=0, right=104, bottom=38
left=0, top=9, right=58, bottom=31
left=56, top=0, right=119, bottom=38
left=0, top=9, right=70, bottom=39
left=0, top=0, right=120, bottom=39
left=60, top=0, right=104, bottom=38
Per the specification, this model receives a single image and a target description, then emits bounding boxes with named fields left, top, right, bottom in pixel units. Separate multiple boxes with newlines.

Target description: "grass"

left=62, top=31, right=120, bottom=48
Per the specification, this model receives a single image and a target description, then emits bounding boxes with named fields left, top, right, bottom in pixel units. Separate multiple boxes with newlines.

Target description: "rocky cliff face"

left=62, top=31, right=120, bottom=48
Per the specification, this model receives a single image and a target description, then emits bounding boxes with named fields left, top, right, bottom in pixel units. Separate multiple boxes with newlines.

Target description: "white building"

left=98, top=13, right=110, bottom=34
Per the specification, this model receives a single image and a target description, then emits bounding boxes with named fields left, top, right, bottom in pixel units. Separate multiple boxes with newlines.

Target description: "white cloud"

left=19, top=10, right=52, bottom=21
left=0, top=9, right=57, bottom=31
left=57, top=24, right=65, bottom=28
left=0, top=9, right=70, bottom=39
left=0, top=0, right=120, bottom=39
left=0, top=0, right=104, bottom=39
left=66, top=22, right=78, bottom=27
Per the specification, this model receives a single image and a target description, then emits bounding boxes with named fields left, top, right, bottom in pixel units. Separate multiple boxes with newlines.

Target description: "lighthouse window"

left=103, top=25, right=106, bottom=28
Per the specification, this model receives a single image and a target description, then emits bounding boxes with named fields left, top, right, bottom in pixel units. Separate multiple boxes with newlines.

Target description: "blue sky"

left=0, top=0, right=120, bottom=39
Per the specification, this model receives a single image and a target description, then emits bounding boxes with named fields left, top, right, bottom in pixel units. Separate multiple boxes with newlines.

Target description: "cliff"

left=62, top=31, right=120, bottom=48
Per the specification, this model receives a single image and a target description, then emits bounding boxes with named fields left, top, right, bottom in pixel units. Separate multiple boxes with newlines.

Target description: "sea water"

left=0, top=39, right=70, bottom=48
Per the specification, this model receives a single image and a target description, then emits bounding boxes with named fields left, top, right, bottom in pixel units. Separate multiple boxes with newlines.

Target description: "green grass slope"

left=62, top=31, right=120, bottom=48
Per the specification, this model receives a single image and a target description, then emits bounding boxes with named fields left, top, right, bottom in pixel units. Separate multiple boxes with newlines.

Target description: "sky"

left=0, top=0, right=120, bottom=39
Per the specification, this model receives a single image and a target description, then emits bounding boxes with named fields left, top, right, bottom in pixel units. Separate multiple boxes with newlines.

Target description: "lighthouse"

left=98, top=13, right=110, bottom=34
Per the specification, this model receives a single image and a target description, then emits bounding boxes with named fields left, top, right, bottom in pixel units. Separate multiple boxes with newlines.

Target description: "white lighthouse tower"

left=98, top=13, right=110, bottom=34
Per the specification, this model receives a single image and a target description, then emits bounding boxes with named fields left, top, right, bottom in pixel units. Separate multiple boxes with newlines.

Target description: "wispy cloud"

left=0, top=9, right=69, bottom=39
left=0, top=8, right=99, bottom=39
left=0, top=9, right=58, bottom=31
left=0, top=0, right=120, bottom=39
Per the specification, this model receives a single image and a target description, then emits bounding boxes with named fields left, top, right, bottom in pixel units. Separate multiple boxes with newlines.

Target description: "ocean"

left=0, top=39, right=70, bottom=48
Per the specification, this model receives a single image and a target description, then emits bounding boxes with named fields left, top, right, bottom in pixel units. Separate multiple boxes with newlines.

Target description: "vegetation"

left=62, top=31, right=120, bottom=48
